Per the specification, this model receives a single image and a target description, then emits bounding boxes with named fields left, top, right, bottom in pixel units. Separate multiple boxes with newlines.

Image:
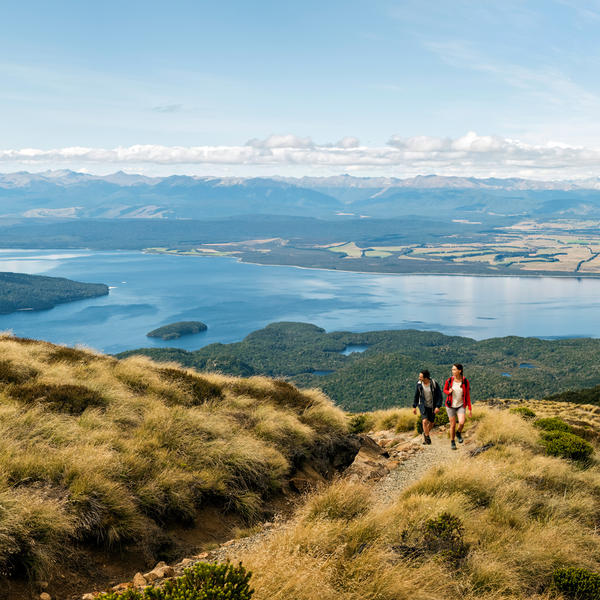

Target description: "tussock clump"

left=8, top=382, right=106, bottom=415
left=46, top=345, right=96, bottom=364
left=304, top=480, right=372, bottom=522
left=158, top=367, right=224, bottom=405
left=347, top=413, right=374, bottom=434
left=0, top=359, right=38, bottom=384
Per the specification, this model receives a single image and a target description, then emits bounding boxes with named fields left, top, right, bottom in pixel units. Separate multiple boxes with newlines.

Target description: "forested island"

left=119, top=322, right=600, bottom=411
left=0, top=272, right=108, bottom=313
left=147, top=321, right=207, bottom=340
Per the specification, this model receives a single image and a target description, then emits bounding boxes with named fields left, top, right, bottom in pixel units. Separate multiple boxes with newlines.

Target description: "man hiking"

left=443, top=363, right=472, bottom=450
left=413, top=369, right=443, bottom=445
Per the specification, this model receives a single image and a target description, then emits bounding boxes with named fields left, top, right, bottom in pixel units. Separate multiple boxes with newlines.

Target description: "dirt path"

left=373, top=429, right=470, bottom=505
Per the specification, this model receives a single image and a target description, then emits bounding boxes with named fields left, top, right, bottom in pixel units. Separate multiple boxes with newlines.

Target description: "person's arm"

left=434, top=381, right=443, bottom=412
left=443, top=377, right=452, bottom=396
left=465, top=379, right=472, bottom=413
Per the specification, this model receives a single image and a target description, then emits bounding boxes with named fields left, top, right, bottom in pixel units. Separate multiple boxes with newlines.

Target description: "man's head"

left=419, top=369, right=431, bottom=383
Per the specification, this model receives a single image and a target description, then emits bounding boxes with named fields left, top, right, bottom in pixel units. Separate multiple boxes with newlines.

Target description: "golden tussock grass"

left=0, top=335, right=348, bottom=579
left=229, top=407, right=600, bottom=600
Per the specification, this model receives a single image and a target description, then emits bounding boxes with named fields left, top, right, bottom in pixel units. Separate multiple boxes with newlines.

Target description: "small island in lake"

left=147, top=321, right=208, bottom=340
left=0, top=272, right=109, bottom=314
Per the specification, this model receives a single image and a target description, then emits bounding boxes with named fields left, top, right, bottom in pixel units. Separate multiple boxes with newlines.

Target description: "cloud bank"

left=2, top=132, right=600, bottom=179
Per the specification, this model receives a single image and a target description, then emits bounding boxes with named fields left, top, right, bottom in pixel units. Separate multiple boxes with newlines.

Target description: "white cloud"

left=2, top=133, right=600, bottom=179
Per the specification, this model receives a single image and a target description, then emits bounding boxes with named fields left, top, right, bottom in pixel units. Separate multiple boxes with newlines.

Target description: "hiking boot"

left=456, top=431, right=463, bottom=444
left=451, top=440, right=457, bottom=450
left=422, top=434, right=428, bottom=445
left=426, top=435, right=432, bottom=445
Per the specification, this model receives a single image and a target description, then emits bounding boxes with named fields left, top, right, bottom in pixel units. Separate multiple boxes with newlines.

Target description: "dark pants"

left=420, top=406, right=436, bottom=423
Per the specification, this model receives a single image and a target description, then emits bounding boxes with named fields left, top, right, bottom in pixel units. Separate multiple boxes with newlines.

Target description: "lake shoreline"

left=143, top=248, right=600, bottom=280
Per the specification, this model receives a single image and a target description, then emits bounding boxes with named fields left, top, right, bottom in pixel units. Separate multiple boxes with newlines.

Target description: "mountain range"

left=2, top=170, right=600, bottom=221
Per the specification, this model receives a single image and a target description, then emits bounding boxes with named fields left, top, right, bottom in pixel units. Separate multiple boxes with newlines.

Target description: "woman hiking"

left=412, top=369, right=443, bottom=445
left=443, top=363, right=472, bottom=450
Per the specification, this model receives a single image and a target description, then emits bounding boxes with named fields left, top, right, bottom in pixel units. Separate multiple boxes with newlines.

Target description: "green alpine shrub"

left=348, top=413, right=374, bottom=434
left=540, top=431, right=594, bottom=462
left=423, top=512, right=469, bottom=561
left=553, top=566, right=600, bottom=599
left=98, top=562, right=253, bottom=600
left=534, top=417, right=572, bottom=433
left=509, top=406, right=536, bottom=419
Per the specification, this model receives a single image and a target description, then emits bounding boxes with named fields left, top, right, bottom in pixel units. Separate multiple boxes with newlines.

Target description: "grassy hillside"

left=120, top=322, right=600, bottom=411
left=228, top=406, right=600, bottom=600
left=0, top=334, right=349, bottom=583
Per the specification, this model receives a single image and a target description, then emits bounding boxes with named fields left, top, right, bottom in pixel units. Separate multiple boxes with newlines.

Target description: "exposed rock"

left=39, top=594, right=51, bottom=600
left=133, top=572, right=147, bottom=587
left=82, top=594, right=95, bottom=600
left=344, top=435, right=391, bottom=482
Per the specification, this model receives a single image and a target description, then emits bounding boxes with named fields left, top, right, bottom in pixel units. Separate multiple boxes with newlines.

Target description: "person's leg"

left=457, top=411, right=466, bottom=432
left=422, top=418, right=430, bottom=435
left=449, top=416, right=457, bottom=440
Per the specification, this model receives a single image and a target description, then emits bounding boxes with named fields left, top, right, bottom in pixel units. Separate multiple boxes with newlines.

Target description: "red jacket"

left=443, top=376, right=471, bottom=410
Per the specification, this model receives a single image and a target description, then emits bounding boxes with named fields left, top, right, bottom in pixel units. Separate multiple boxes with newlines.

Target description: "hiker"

left=443, top=363, right=472, bottom=450
left=412, top=369, right=442, bottom=445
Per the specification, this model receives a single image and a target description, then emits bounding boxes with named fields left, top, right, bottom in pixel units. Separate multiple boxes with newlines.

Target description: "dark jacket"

left=443, top=376, right=472, bottom=410
left=413, top=379, right=443, bottom=411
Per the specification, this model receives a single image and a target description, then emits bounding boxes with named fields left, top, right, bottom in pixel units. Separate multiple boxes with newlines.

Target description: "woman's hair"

left=420, top=369, right=431, bottom=379
left=453, top=363, right=464, bottom=376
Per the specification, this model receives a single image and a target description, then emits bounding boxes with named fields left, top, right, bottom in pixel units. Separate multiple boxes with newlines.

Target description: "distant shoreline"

left=143, top=248, right=600, bottom=280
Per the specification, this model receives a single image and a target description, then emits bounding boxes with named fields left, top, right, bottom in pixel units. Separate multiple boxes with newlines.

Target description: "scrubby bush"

left=534, top=417, right=572, bottom=433
left=348, top=413, right=374, bottom=434
left=540, top=431, right=594, bottom=462
left=423, top=512, right=469, bottom=561
left=9, top=383, right=106, bottom=415
left=553, top=566, right=600, bottom=599
left=98, top=562, right=253, bottom=600
left=509, top=406, right=536, bottom=419
left=415, top=409, right=449, bottom=434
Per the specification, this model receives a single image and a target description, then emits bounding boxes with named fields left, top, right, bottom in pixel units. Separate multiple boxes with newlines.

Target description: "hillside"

left=119, top=322, right=600, bottom=411
left=0, top=272, right=108, bottom=313
left=0, top=334, right=354, bottom=598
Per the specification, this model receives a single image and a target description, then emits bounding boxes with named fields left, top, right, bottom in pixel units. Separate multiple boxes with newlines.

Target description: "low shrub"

left=534, top=417, right=572, bottom=433
left=423, top=512, right=469, bottom=561
left=98, top=562, right=253, bottom=599
left=553, top=566, right=600, bottom=599
left=509, top=406, right=536, bottom=419
left=540, top=431, right=594, bottom=462
left=9, top=383, right=106, bottom=415
left=415, top=409, right=449, bottom=434
left=348, top=413, right=374, bottom=434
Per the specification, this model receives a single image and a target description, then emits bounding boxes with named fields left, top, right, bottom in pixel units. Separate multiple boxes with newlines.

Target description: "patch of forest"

left=0, top=271, right=108, bottom=313
left=118, top=322, right=600, bottom=411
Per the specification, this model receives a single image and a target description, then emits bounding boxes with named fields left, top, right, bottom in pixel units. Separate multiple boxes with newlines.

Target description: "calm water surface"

left=0, top=249, right=597, bottom=353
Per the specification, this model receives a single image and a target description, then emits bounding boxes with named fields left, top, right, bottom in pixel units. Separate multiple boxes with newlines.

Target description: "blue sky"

left=2, top=0, right=600, bottom=178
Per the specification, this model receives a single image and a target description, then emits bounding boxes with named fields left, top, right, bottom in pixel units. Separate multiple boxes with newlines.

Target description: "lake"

left=0, top=249, right=598, bottom=354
